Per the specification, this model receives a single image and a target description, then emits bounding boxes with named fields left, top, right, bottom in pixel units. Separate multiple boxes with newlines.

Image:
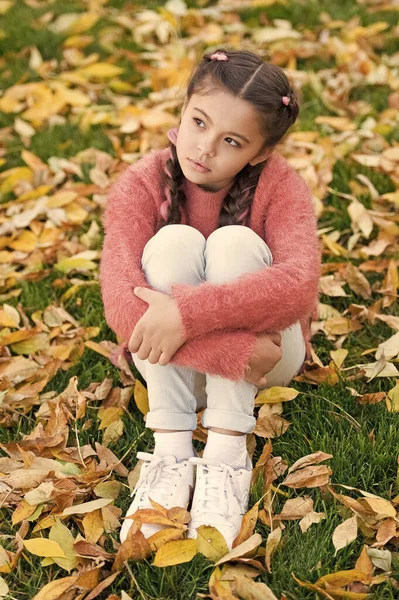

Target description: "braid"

left=159, top=144, right=186, bottom=228
left=219, top=160, right=267, bottom=227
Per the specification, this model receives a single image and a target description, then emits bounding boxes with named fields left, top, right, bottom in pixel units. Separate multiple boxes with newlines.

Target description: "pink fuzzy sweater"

left=99, top=145, right=321, bottom=381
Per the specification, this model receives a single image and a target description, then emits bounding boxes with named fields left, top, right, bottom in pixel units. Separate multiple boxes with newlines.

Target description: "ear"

left=249, top=147, right=273, bottom=166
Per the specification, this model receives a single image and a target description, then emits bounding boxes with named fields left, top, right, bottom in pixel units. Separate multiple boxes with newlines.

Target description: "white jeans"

left=132, top=224, right=306, bottom=434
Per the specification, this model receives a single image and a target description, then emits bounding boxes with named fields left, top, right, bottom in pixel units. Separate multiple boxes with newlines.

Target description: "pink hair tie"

left=210, top=52, right=228, bottom=61
left=282, top=96, right=290, bottom=106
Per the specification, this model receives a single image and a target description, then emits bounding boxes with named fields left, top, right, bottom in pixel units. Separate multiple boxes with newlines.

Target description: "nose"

left=197, top=137, right=216, bottom=158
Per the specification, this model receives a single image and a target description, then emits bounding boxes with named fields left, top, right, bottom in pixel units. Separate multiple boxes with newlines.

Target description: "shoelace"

left=132, top=451, right=185, bottom=504
left=189, top=457, right=244, bottom=520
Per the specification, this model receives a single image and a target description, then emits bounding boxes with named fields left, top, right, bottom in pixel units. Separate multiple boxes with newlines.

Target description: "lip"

left=188, top=158, right=211, bottom=173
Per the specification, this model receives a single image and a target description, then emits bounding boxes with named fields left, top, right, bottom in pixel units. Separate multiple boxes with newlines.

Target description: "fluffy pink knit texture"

left=99, top=146, right=322, bottom=381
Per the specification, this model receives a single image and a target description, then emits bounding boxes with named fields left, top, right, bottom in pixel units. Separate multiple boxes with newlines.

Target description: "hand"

left=244, top=332, right=282, bottom=388
left=128, top=287, right=187, bottom=366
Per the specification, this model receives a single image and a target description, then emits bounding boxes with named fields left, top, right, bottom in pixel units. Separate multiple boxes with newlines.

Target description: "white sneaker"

left=120, top=451, right=195, bottom=543
left=187, top=454, right=252, bottom=550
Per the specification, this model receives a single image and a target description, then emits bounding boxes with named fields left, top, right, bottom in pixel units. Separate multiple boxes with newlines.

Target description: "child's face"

left=176, top=87, right=272, bottom=192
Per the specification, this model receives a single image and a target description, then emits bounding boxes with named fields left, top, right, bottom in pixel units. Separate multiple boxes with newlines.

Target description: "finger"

left=158, top=352, right=170, bottom=366
left=137, top=341, right=152, bottom=361
left=269, top=332, right=282, bottom=346
left=128, top=331, right=143, bottom=354
left=148, top=347, right=162, bottom=365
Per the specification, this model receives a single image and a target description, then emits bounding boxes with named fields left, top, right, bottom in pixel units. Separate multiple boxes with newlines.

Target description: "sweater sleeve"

left=99, top=162, right=258, bottom=381
left=169, top=167, right=321, bottom=339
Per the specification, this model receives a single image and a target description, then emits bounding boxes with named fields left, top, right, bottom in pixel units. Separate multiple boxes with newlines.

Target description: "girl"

left=100, top=48, right=321, bottom=549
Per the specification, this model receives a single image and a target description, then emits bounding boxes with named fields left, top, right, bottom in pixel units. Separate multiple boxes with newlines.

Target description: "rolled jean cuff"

left=201, top=408, right=256, bottom=434
left=145, top=411, right=198, bottom=431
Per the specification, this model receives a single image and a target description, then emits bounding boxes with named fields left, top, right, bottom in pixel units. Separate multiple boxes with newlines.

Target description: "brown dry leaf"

left=254, top=403, right=290, bottom=438
left=61, top=498, right=113, bottom=516
left=274, top=496, right=314, bottom=521
left=232, top=575, right=278, bottom=600
left=362, top=496, right=396, bottom=519
left=31, top=576, right=79, bottom=600
left=152, top=539, right=197, bottom=567
left=288, top=452, right=333, bottom=474
left=265, top=527, right=282, bottom=573
left=373, top=518, right=397, bottom=547
left=113, top=526, right=151, bottom=571
left=215, top=534, right=262, bottom=567
left=125, top=508, right=187, bottom=529
left=355, top=546, right=374, bottom=577
left=356, top=392, right=386, bottom=405
left=282, top=465, right=332, bottom=489
left=332, top=515, right=358, bottom=554
left=232, top=502, right=259, bottom=549
left=341, top=263, right=372, bottom=299
left=85, top=571, right=121, bottom=600
left=299, top=511, right=326, bottom=533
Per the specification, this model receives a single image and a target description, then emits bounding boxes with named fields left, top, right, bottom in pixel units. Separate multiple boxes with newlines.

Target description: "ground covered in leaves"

left=0, top=0, right=399, bottom=598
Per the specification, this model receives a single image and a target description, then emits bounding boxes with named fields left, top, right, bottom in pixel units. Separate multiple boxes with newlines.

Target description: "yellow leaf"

left=65, top=12, right=99, bottom=35
left=93, top=481, right=122, bottom=499
left=65, top=202, right=89, bottom=224
left=330, top=349, right=348, bottom=369
left=23, top=538, right=66, bottom=558
left=147, top=528, right=185, bottom=552
left=0, top=576, right=9, bottom=598
left=102, top=419, right=124, bottom=446
left=98, top=407, right=124, bottom=430
left=153, top=539, right=197, bottom=567
left=0, top=303, right=20, bottom=328
left=46, top=191, right=78, bottom=208
left=134, top=379, right=149, bottom=415
left=0, top=167, right=33, bottom=193
left=49, top=519, right=78, bottom=572
left=77, top=63, right=124, bottom=80
left=316, top=568, right=371, bottom=587
left=82, top=510, right=104, bottom=545
left=196, top=525, right=229, bottom=562
left=55, top=257, right=97, bottom=273
left=8, top=230, right=37, bottom=252
left=11, top=333, right=49, bottom=355
left=254, top=386, right=299, bottom=406
left=11, top=500, right=36, bottom=525
left=386, top=382, right=399, bottom=412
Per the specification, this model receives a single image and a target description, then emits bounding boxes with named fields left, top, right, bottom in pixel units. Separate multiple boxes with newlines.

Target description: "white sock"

left=153, top=431, right=194, bottom=461
left=203, top=430, right=249, bottom=469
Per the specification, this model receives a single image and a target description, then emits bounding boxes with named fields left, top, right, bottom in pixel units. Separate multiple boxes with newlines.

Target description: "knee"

left=142, top=225, right=206, bottom=289
left=208, top=225, right=264, bottom=253
left=206, top=225, right=273, bottom=270
left=144, top=224, right=205, bottom=260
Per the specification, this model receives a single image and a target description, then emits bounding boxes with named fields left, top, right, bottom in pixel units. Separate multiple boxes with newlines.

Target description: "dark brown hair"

left=159, top=48, right=299, bottom=231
